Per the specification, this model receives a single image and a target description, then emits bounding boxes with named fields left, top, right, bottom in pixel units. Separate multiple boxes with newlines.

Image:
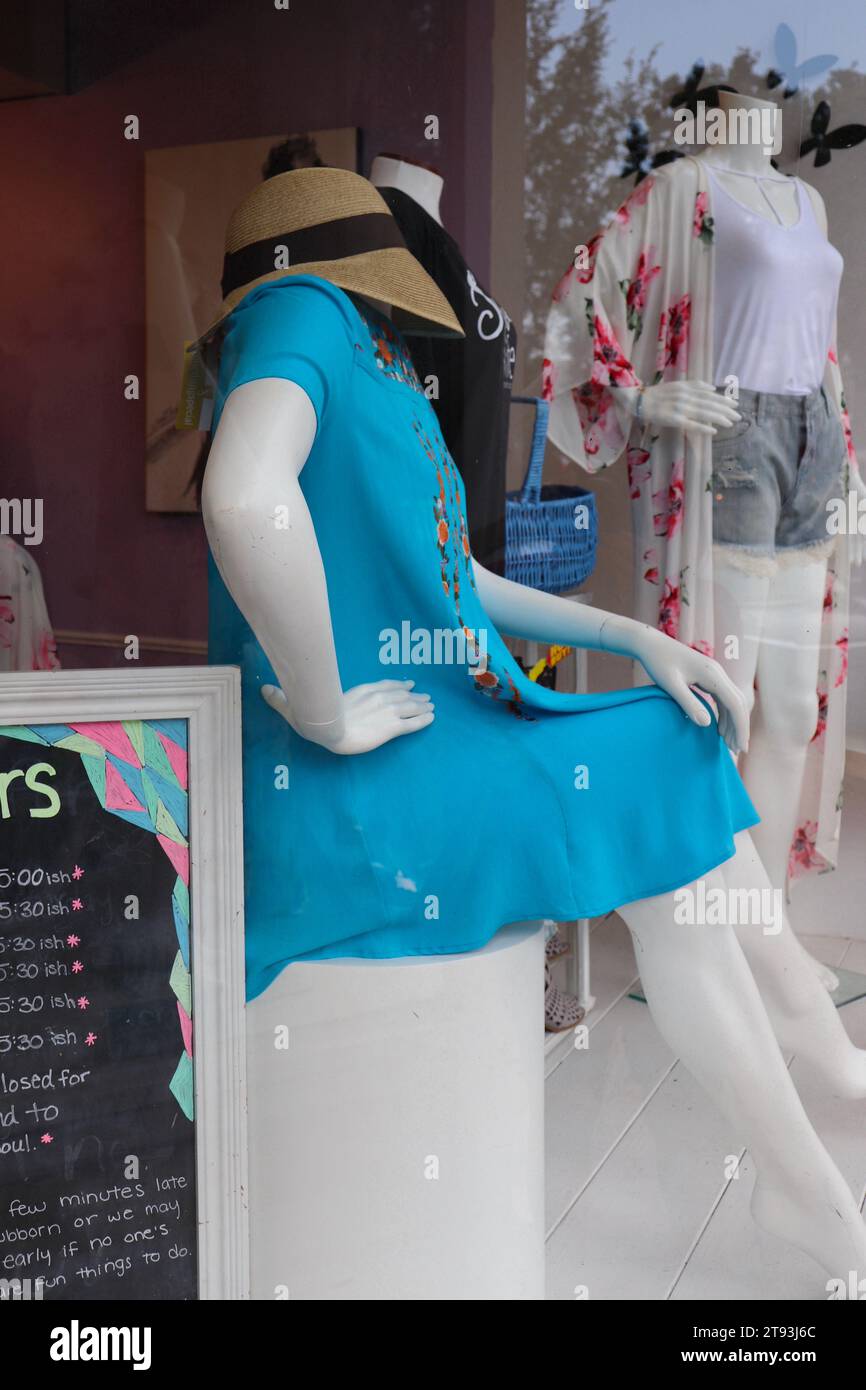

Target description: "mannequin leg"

left=743, top=557, right=827, bottom=893
left=619, top=843, right=866, bottom=1280
left=713, top=554, right=839, bottom=992
left=722, top=832, right=866, bottom=1098
left=710, top=553, right=769, bottom=723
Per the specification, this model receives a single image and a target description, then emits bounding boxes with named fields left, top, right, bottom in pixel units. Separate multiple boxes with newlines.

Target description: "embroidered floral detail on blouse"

left=416, top=417, right=472, bottom=604
left=693, top=191, right=714, bottom=245
left=357, top=305, right=425, bottom=393
left=412, top=416, right=532, bottom=719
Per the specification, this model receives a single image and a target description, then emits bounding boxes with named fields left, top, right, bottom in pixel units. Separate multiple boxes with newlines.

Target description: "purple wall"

left=0, top=0, right=493, bottom=666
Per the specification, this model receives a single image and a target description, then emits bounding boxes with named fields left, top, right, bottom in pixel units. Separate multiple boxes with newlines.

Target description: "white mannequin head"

left=369, top=154, right=445, bottom=226
left=714, top=90, right=781, bottom=155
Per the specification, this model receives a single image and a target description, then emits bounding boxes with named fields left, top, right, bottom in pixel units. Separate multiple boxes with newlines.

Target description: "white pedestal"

left=245, top=922, right=545, bottom=1300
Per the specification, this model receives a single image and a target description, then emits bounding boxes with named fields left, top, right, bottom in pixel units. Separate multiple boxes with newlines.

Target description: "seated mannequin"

left=370, top=153, right=576, bottom=1029
left=203, top=168, right=866, bottom=1287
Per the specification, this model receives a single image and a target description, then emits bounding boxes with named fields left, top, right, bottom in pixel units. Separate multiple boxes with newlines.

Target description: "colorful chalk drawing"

left=0, top=718, right=194, bottom=1121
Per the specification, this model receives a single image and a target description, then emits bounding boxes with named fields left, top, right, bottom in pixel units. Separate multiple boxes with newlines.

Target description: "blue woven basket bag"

left=505, top=395, right=598, bottom=594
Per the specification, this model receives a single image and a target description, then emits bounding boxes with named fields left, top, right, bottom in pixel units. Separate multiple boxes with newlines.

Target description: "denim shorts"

left=710, top=386, right=846, bottom=569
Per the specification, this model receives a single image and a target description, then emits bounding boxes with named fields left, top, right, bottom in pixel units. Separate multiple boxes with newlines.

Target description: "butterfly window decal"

left=800, top=100, right=866, bottom=168
left=767, top=23, right=837, bottom=99
left=620, top=117, right=684, bottom=186
left=622, top=42, right=863, bottom=185
left=633, top=66, right=743, bottom=186
left=669, top=62, right=707, bottom=113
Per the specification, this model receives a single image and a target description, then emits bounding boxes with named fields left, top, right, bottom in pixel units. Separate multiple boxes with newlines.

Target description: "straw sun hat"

left=201, top=166, right=463, bottom=342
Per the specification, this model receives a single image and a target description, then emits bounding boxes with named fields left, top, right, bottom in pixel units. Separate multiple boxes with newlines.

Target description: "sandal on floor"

left=544, top=923, right=570, bottom=962
left=545, top=963, right=585, bottom=1033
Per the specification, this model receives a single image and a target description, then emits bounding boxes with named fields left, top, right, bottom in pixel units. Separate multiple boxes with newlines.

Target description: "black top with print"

left=381, top=186, right=516, bottom=574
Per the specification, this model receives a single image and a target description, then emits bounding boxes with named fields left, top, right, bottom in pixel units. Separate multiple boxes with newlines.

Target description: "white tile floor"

left=544, top=772, right=866, bottom=1302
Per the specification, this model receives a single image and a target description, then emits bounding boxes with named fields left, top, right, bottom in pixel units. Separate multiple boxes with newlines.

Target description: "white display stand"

left=244, top=922, right=545, bottom=1301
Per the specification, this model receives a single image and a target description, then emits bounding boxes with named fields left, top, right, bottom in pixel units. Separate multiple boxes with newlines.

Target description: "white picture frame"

left=0, top=665, right=247, bottom=1301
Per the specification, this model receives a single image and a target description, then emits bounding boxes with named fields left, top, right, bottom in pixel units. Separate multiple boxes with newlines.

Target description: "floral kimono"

left=542, top=154, right=858, bottom=883
left=0, top=537, right=60, bottom=672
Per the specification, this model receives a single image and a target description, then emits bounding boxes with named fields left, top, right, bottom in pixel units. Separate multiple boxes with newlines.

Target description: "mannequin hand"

left=261, top=678, right=434, bottom=754
left=632, top=626, right=750, bottom=754
left=850, top=472, right=866, bottom=567
left=628, top=380, right=741, bottom=437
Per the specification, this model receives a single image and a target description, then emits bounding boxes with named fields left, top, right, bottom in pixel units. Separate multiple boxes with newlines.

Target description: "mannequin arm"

left=475, top=561, right=645, bottom=654
left=618, top=381, right=741, bottom=435
left=202, top=378, right=433, bottom=753
left=473, top=562, right=749, bottom=751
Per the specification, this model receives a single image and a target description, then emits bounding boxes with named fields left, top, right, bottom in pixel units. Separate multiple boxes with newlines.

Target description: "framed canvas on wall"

left=144, top=127, right=359, bottom=514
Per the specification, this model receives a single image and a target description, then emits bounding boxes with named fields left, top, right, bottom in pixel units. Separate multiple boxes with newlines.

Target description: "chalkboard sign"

left=0, top=668, right=247, bottom=1301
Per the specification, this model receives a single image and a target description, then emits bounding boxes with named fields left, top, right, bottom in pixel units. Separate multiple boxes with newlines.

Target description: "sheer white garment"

left=708, top=168, right=843, bottom=395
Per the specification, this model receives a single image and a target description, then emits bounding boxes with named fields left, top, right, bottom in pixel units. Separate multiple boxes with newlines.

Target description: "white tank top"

left=709, top=168, right=843, bottom=395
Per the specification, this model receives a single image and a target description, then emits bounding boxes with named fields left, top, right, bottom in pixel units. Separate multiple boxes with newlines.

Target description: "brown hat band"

left=221, top=212, right=406, bottom=298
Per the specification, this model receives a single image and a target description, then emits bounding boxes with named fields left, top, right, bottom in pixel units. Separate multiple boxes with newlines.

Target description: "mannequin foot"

left=802, top=945, right=840, bottom=995
left=751, top=1171, right=866, bottom=1283
left=793, top=1044, right=866, bottom=1102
